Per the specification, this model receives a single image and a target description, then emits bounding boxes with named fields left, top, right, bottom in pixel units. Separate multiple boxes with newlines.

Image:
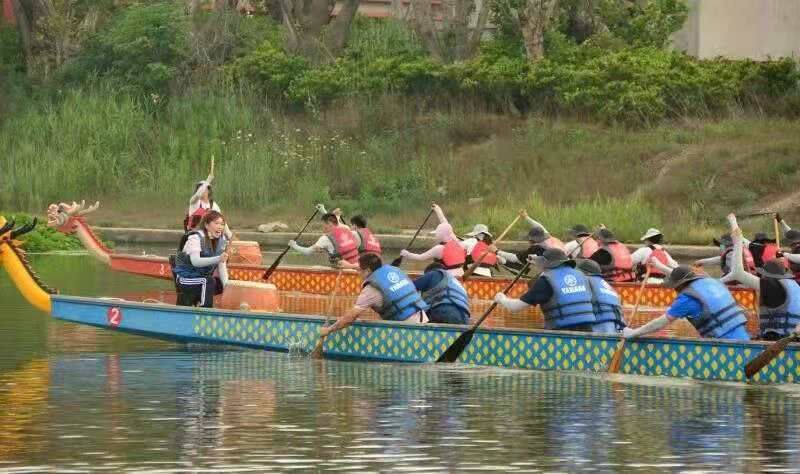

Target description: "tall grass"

left=3, top=85, right=800, bottom=244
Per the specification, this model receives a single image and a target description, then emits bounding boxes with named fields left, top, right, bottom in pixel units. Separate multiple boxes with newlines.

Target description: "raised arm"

left=521, top=210, right=548, bottom=233
left=432, top=203, right=449, bottom=225
left=189, top=175, right=213, bottom=205
left=400, top=245, right=444, bottom=261
left=721, top=213, right=760, bottom=289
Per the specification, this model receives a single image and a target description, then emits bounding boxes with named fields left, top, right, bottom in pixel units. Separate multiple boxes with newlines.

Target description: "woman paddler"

left=399, top=204, right=467, bottom=276
left=172, top=211, right=230, bottom=308
left=631, top=228, right=679, bottom=283
left=185, top=173, right=233, bottom=240
left=723, top=213, right=800, bottom=341
left=289, top=205, right=362, bottom=269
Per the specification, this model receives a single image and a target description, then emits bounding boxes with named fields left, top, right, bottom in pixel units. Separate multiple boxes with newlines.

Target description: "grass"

left=3, top=85, right=800, bottom=245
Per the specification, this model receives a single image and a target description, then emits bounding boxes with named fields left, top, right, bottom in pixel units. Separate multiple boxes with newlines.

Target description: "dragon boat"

left=3, top=215, right=798, bottom=384
left=48, top=201, right=760, bottom=314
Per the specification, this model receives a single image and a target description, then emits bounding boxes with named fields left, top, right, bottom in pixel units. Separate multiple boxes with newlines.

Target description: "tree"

left=406, top=0, right=491, bottom=62
left=518, top=0, right=558, bottom=61
left=278, top=0, right=362, bottom=61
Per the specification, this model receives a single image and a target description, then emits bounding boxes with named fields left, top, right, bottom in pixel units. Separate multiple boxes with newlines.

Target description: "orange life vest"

left=601, top=242, right=635, bottom=282
left=577, top=236, right=600, bottom=258
left=750, top=241, right=779, bottom=268
left=440, top=239, right=466, bottom=270
left=328, top=226, right=359, bottom=264
left=636, top=245, right=670, bottom=278
left=470, top=240, right=498, bottom=267
left=356, top=228, right=381, bottom=256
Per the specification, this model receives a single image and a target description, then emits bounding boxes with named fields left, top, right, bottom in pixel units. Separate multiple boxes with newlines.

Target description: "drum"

left=219, top=280, right=280, bottom=312
left=228, top=240, right=263, bottom=265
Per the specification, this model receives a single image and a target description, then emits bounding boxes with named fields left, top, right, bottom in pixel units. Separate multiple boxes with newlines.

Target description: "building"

left=672, top=0, right=800, bottom=60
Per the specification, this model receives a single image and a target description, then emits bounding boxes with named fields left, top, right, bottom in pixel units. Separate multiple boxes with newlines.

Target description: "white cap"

left=465, top=224, right=492, bottom=238
left=640, top=228, right=663, bottom=241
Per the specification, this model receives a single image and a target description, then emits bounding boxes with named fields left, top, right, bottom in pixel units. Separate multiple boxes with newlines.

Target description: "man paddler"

left=399, top=204, right=466, bottom=276
left=319, top=254, right=429, bottom=338
left=289, top=205, right=361, bottom=269
left=622, top=265, right=750, bottom=341
left=632, top=228, right=678, bottom=283
left=589, top=228, right=635, bottom=282
left=576, top=259, right=627, bottom=333
left=495, top=211, right=564, bottom=271
left=493, top=248, right=602, bottom=333
left=694, top=233, right=756, bottom=282
left=723, top=213, right=800, bottom=341
left=413, top=263, right=471, bottom=324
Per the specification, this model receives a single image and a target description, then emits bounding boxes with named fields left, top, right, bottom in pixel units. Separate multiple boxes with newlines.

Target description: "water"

left=2, top=254, right=800, bottom=472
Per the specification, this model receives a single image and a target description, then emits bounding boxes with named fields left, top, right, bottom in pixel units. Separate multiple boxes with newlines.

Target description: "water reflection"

left=1, top=350, right=799, bottom=471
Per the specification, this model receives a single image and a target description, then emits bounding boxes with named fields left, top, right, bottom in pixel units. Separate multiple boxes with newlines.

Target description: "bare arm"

left=189, top=176, right=213, bottom=205
left=432, top=204, right=448, bottom=225
left=321, top=306, right=369, bottom=336
left=694, top=256, right=721, bottom=266
left=401, top=245, right=443, bottom=261
left=623, top=314, right=672, bottom=338
left=722, top=213, right=760, bottom=289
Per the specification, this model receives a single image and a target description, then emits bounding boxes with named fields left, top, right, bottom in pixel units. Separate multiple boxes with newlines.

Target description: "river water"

left=2, top=253, right=800, bottom=472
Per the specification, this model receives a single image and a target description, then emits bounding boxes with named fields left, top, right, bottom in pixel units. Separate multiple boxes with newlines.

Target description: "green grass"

left=3, top=85, right=800, bottom=245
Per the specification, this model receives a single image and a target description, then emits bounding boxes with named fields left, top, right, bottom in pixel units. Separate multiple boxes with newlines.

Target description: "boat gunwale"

left=50, top=294, right=795, bottom=351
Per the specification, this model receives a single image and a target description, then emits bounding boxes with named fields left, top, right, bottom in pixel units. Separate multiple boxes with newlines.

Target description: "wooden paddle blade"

left=745, top=334, right=799, bottom=379
left=390, top=256, right=403, bottom=267
left=309, top=336, right=326, bottom=359
left=608, top=339, right=626, bottom=373
left=436, top=329, right=475, bottom=363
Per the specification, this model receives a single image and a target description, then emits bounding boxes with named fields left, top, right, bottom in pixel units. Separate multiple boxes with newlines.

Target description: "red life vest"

left=720, top=247, right=755, bottom=276
left=761, top=242, right=779, bottom=265
left=184, top=207, right=209, bottom=231
left=356, top=228, right=381, bottom=256
left=640, top=245, right=670, bottom=278
left=470, top=240, right=498, bottom=267
left=328, top=226, right=359, bottom=264
left=543, top=236, right=566, bottom=252
left=440, top=239, right=466, bottom=270
left=602, top=242, right=635, bottom=282
left=577, top=236, right=600, bottom=258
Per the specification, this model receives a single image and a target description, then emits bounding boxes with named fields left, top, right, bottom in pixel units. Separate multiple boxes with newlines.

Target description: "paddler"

left=185, top=173, right=233, bottom=240
left=589, top=228, right=635, bottom=282
left=350, top=215, right=382, bottom=257
left=782, top=229, right=800, bottom=284
left=632, top=228, right=678, bottom=283
left=289, top=206, right=361, bottom=269
left=749, top=232, right=780, bottom=269
left=172, top=211, right=230, bottom=308
left=493, top=248, right=599, bottom=333
left=694, top=233, right=755, bottom=282
left=319, top=253, right=429, bottom=338
left=622, top=264, right=750, bottom=341
left=564, top=224, right=600, bottom=259
left=494, top=211, right=563, bottom=271
left=399, top=204, right=466, bottom=276
left=576, top=259, right=627, bottom=333
left=461, top=224, right=500, bottom=277
left=413, top=263, right=471, bottom=324
left=724, top=213, right=800, bottom=341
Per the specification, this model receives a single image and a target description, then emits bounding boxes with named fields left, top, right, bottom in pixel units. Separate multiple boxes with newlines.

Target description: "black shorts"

left=175, top=275, right=223, bottom=308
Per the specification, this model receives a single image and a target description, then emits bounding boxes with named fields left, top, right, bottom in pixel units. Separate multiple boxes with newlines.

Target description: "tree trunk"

left=408, top=0, right=443, bottom=61
left=466, top=0, right=491, bottom=58
left=324, top=0, right=361, bottom=54
left=519, top=0, right=558, bottom=62
left=10, top=0, right=32, bottom=69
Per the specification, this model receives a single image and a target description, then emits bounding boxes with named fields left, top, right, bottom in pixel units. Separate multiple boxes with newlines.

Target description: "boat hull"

left=107, top=254, right=759, bottom=310
left=51, top=295, right=799, bottom=385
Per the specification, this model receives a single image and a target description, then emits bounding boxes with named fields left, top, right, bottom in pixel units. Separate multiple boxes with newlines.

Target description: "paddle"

left=608, top=264, right=651, bottom=373
left=391, top=208, right=434, bottom=267
left=437, top=261, right=531, bottom=363
left=210, top=154, right=215, bottom=177
left=462, top=214, right=522, bottom=281
left=310, top=269, right=344, bottom=359
left=774, top=214, right=782, bottom=252
left=262, top=206, right=321, bottom=281
left=744, top=333, right=799, bottom=379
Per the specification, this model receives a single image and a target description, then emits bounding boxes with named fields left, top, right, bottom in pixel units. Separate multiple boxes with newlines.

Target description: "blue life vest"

left=422, top=269, right=470, bottom=313
left=540, top=266, right=597, bottom=330
left=760, top=278, right=800, bottom=337
left=586, top=275, right=626, bottom=331
left=682, top=278, right=748, bottom=339
left=365, top=265, right=429, bottom=321
left=172, top=230, right=227, bottom=279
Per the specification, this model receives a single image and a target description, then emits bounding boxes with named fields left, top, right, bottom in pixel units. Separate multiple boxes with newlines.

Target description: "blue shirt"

left=519, top=277, right=554, bottom=306
left=413, top=271, right=445, bottom=292
left=666, top=293, right=750, bottom=340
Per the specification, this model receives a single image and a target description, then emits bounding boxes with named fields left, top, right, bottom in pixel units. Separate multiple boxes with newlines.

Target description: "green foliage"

left=229, top=42, right=309, bottom=99
left=70, top=3, right=189, bottom=93
left=2, top=213, right=83, bottom=252
left=600, top=0, right=689, bottom=48
left=0, top=25, right=23, bottom=72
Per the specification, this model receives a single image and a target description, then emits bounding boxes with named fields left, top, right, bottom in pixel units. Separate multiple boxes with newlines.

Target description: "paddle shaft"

left=392, top=209, right=435, bottom=267
left=436, top=261, right=531, bottom=363
left=745, top=333, right=799, bottom=379
left=262, top=208, right=320, bottom=280
left=774, top=216, right=782, bottom=249
left=609, top=264, right=651, bottom=373
left=310, top=269, right=344, bottom=359
left=463, top=214, right=521, bottom=280
left=210, top=155, right=215, bottom=177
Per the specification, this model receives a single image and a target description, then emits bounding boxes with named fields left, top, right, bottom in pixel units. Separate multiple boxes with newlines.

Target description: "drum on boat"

left=227, top=241, right=263, bottom=266
left=219, top=280, right=280, bottom=312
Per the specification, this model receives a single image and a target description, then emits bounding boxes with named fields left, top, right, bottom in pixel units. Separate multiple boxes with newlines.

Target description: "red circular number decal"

left=107, top=307, right=122, bottom=328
